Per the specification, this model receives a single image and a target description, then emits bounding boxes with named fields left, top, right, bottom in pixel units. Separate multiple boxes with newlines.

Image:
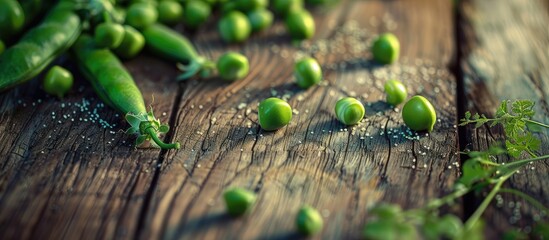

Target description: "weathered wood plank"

left=142, top=0, right=459, bottom=239
left=458, top=0, right=549, bottom=237
left=0, top=56, right=180, bottom=239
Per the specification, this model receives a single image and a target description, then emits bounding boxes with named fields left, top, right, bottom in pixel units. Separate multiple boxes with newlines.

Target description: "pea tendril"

left=363, top=99, right=549, bottom=239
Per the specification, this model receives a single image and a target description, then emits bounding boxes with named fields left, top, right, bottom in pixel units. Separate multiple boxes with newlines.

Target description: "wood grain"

left=141, top=0, right=459, bottom=239
left=458, top=0, right=549, bottom=237
left=0, top=56, right=180, bottom=239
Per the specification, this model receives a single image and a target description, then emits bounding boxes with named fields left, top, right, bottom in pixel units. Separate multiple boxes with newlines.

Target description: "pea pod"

left=141, top=24, right=215, bottom=80
left=0, top=6, right=81, bottom=91
left=72, top=34, right=180, bottom=150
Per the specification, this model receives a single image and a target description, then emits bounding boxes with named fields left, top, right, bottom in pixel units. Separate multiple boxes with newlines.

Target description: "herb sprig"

left=362, top=100, right=549, bottom=239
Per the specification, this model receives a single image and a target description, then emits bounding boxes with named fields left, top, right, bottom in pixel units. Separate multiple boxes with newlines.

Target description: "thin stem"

left=146, top=128, right=180, bottom=149
left=499, top=188, right=549, bottom=214
left=501, top=154, right=549, bottom=169
left=464, top=173, right=511, bottom=231
left=425, top=186, right=470, bottom=210
left=526, top=148, right=538, bottom=158
left=525, top=119, right=549, bottom=129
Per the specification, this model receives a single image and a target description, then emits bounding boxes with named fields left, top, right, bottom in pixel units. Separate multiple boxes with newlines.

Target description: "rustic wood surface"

left=458, top=0, right=549, bottom=237
left=0, top=0, right=546, bottom=239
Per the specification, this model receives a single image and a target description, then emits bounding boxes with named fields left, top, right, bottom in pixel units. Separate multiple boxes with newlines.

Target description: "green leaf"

left=458, top=219, right=484, bottom=240
left=511, top=100, right=535, bottom=118
left=532, top=222, right=549, bottom=239
left=506, top=140, right=524, bottom=158
left=496, top=100, right=508, bottom=118
left=458, top=158, right=490, bottom=187
left=369, top=204, right=402, bottom=221
left=126, top=127, right=138, bottom=135
left=438, top=214, right=463, bottom=239
left=526, top=121, right=543, bottom=133
left=465, top=111, right=471, bottom=120
left=395, top=222, right=419, bottom=240
left=363, top=219, right=398, bottom=240
left=502, top=229, right=528, bottom=240
left=473, top=113, right=480, bottom=120
left=135, top=135, right=147, bottom=146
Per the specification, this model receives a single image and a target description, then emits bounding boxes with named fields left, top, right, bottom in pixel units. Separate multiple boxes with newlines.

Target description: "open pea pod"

left=72, top=34, right=180, bottom=150
left=0, top=4, right=81, bottom=91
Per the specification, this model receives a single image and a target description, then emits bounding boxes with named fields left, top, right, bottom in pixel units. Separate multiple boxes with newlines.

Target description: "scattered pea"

left=384, top=79, right=407, bottom=106
left=223, top=188, right=257, bottom=216
left=219, top=11, right=251, bottom=43
left=247, top=8, right=274, bottom=32
left=402, top=95, right=436, bottom=132
left=235, top=0, right=268, bottom=12
left=126, top=2, right=158, bottom=29
left=372, top=33, right=400, bottom=64
left=335, top=97, right=365, bottom=125
left=296, top=206, right=323, bottom=236
left=114, top=25, right=145, bottom=59
left=273, top=0, right=304, bottom=16
left=112, top=6, right=126, bottom=24
left=285, top=9, right=315, bottom=41
left=184, top=0, right=211, bottom=29
left=157, top=0, right=184, bottom=26
left=94, top=22, right=125, bottom=49
left=294, top=57, right=322, bottom=88
left=217, top=52, right=249, bottom=81
left=43, top=66, right=73, bottom=99
left=258, top=97, right=292, bottom=131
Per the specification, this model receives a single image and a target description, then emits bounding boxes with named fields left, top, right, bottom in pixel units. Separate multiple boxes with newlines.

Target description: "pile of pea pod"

left=0, top=0, right=338, bottom=149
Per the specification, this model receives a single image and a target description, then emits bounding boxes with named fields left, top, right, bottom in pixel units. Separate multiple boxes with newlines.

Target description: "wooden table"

left=1, top=0, right=548, bottom=239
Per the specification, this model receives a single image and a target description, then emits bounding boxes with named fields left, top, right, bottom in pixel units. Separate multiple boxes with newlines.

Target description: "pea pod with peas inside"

left=72, top=34, right=180, bottom=150
left=141, top=23, right=215, bottom=80
left=0, top=5, right=81, bottom=92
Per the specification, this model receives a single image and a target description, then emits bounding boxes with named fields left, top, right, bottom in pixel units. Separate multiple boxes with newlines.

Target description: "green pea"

left=157, top=0, right=184, bottom=26
left=112, top=7, right=127, bottom=24
left=223, top=188, right=257, bottom=216
left=43, top=66, right=73, bottom=99
left=294, top=57, right=322, bottom=89
left=372, top=33, right=400, bottom=64
left=384, top=79, right=407, bottom=106
left=126, top=2, right=158, bottom=29
left=285, top=9, right=315, bottom=41
left=402, top=95, right=436, bottom=132
left=296, top=206, right=323, bottom=236
left=217, top=52, right=249, bottom=81
left=184, top=0, right=211, bottom=29
left=0, top=40, right=4, bottom=55
left=247, top=8, right=273, bottom=32
left=273, top=0, right=303, bottom=16
left=0, top=0, right=25, bottom=41
left=218, top=11, right=251, bottom=43
left=114, top=25, right=145, bottom=59
left=235, top=0, right=268, bottom=12
left=335, top=97, right=365, bottom=125
left=258, top=97, right=292, bottom=131
left=94, top=22, right=125, bottom=49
